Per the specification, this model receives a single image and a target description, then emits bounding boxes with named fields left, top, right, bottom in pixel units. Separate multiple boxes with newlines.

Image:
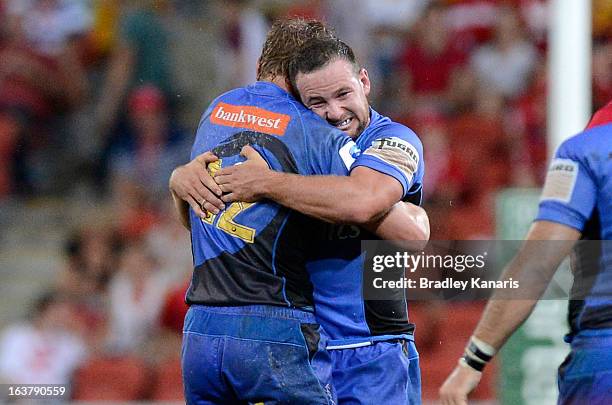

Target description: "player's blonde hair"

left=256, top=18, right=336, bottom=82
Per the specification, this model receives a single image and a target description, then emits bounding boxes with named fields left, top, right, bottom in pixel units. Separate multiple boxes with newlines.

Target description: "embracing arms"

left=169, top=147, right=429, bottom=247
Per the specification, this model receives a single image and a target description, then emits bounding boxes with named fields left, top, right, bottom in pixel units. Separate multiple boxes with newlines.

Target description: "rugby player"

left=179, top=38, right=426, bottom=404
left=177, top=19, right=347, bottom=404
left=173, top=19, right=429, bottom=405
left=439, top=100, right=612, bottom=405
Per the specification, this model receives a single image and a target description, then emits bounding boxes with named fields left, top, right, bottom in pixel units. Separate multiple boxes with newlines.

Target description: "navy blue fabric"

left=558, top=329, right=612, bottom=405
left=307, top=108, right=424, bottom=344
left=536, top=124, right=612, bottom=335
left=330, top=340, right=421, bottom=405
left=186, top=81, right=353, bottom=308
left=182, top=305, right=336, bottom=405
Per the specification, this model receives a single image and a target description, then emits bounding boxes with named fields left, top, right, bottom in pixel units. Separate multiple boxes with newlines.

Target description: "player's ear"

left=285, top=77, right=295, bottom=94
left=359, top=68, right=371, bottom=98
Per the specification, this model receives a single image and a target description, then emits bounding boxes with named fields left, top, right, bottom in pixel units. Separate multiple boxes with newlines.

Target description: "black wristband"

left=468, top=341, right=493, bottom=363
left=462, top=354, right=486, bottom=372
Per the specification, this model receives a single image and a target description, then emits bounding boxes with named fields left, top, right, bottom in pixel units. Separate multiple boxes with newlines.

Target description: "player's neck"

left=261, top=75, right=290, bottom=92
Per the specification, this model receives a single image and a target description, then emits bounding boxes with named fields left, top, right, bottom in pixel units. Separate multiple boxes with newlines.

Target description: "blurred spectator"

left=0, top=0, right=90, bottom=195
left=444, top=0, right=500, bottom=45
left=56, top=225, right=123, bottom=349
left=213, top=0, right=268, bottom=88
left=451, top=87, right=507, bottom=156
left=0, top=112, right=19, bottom=197
left=593, top=0, right=612, bottom=40
left=470, top=6, right=538, bottom=99
left=425, top=85, right=513, bottom=240
left=6, top=0, right=92, bottom=57
left=145, top=201, right=192, bottom=283
left=106, top=240, right=170, bottom=354
left=112, top=184, right=160, bottom=241
left=510, top=61, right=548, bottom=184
left=0, top=291, right=87, bottom=385
left=446, top=66, right=479, bottom=114
left=593, top=41, right=612, bottom=110
left=3, top=0, right=91, bottom=112
left=58, top=226, right=122, bottom=299
left=95, top=0, right=174, bottom=140
left=415, top=114, right=458, bottom=202
left=282, top=0, right=326, bottom=20
left=519, top=0, right=548, bottom=49
left=329, top=0, right=429, bottom=108
left=85, top=0, right=121, bottom=64
left=108, top=85, right=190, bottom=204
left=395, top=1, right=468, bottom=114
left=159, top=281, right=190, bottom=336
left=104, top=84, right=188, bottom=241
left=164, top=1, right=221, bottom=130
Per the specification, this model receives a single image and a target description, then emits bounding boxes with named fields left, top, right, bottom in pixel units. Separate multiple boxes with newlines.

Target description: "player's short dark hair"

left=256, top=18, right=336, bottom=81
left=288, top=37, right=360, bottom=91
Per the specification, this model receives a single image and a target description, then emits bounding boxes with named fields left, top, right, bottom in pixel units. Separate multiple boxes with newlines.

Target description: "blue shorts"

left=328, top=339, right=421, bottom=405
left=182, top=305, right=336, bottom=405
left=558, top=329, right=612, bottom=405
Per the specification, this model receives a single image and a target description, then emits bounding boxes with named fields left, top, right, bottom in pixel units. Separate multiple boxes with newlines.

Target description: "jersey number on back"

left=202, top=160, right=256, bottom=243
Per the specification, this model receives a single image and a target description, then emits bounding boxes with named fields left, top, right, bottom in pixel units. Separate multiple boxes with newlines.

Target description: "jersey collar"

left=246, top=81, right=295, bottom=100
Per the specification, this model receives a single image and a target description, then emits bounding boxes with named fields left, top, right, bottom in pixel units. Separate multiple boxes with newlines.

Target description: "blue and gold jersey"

left=307, top=108, right=425, bottom=345
left=536, top=123, right=612, bottom=337
left=186, top=82, right=355, bottom=308
left=353, top=108, right=424, bottom=204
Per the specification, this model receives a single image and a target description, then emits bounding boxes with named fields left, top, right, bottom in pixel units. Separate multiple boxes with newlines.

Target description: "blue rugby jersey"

left=307, top=108, right=425, bottom=345
left=186, top=82, right=355, bottom=308
left=536, top=123, right=612, bottom=337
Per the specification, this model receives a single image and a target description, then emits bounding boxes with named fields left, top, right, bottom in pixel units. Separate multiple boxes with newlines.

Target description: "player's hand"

left=439, top=362, right=483, bottom=405
left=215, top=145, right=270, bottom=203
left=169, top=152, right=225, bottom=218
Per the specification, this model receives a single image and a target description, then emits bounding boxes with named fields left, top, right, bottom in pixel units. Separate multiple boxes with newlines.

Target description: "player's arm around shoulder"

left=348, top=124, right=425, bottom=224
left=213, top=119, right=406, bottom=224
left=216, top=160, right=405, bottom=225
left=341, top=165, right=406, bottom=223
left=357, top=124, right=424, bottom=189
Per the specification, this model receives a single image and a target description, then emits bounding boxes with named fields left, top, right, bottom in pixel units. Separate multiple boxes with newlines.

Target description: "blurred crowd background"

left=0, top=0, right=610, bottom=402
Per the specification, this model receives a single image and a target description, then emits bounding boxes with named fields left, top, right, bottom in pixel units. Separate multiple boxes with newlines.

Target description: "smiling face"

left=295, top=58, right=371, bottom=139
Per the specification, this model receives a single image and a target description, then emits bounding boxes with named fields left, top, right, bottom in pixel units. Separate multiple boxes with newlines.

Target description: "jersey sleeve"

left=536, top=139, right=597, bottom=231
left=351, top=124, right=423, bottom=199
left=303, top=118, right=356, bottom=176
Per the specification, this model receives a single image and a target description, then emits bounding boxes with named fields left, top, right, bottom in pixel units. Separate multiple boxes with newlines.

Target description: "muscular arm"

left=472, top=221, right=579, bottom=349
left=170, top=190, right=191, bottom=230
left=363, top=202, right=430, bottom=251
left=218, top=164, right=404, bottom=225
left=172, top=148, right=427, bottom=251
left=440, top=220, right=580, bottom=405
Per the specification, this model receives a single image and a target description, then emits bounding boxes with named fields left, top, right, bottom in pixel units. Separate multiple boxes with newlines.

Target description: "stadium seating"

left=151, top=356, right=184, bottom=401
left=72, top=356, right=151, bottom=400
left=410, top=301, right=496, bottom=400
